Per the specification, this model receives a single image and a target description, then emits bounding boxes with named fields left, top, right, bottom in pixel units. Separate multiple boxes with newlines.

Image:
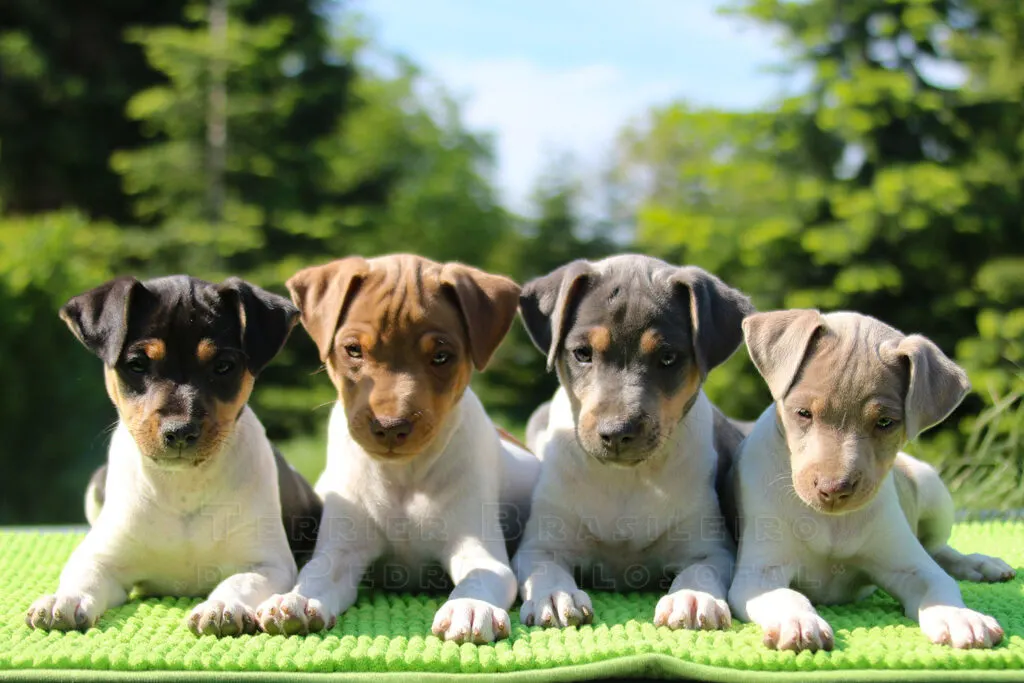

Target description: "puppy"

left=728, top=310, right=1015, bottom=652
left=255, top=254, right=540, bottom=643
left=26, top=276, right=322, bottom=636
left=514, top=255, right=754, bottom=630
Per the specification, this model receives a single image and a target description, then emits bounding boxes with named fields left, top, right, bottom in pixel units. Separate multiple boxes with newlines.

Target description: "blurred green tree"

left=0, top=0, right=184, bottom=221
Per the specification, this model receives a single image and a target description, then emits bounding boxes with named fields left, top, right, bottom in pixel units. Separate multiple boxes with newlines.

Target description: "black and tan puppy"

left=26, top=275, right=321, bottom=636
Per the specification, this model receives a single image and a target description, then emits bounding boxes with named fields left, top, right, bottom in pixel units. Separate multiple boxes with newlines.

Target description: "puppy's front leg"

left=867, top=537, right=1004, bottom=649
left=257, top=497, right=383, bottom=636
left=188, top=560, right=295, bottom=637
left=27, top=535, right=128, bottom=631
left=729, top=558, right=834, bottom=652
left=513, top=500, right=592, bottom=630
left=434, top=534, right=516, bottom=644
left=657, top=530, right=734, bottom=631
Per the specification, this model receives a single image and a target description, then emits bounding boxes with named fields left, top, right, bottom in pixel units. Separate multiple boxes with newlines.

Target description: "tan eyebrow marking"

left=142, top=339, right=166, bottom=361
left=197, top=339, right=218, bottom=363
left=589, top=326, right=611, bottom=354
left=640, top=329, right=662, bottom=355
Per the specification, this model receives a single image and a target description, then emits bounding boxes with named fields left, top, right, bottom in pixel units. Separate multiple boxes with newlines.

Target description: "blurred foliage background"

left=0, top=0, right=1020, bottom=523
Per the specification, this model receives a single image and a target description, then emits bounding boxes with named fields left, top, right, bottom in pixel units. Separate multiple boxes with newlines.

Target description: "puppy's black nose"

left=598, top=418, right=645, bottom=451
left=370, top=416, right=413, bottom=448
left=162, top=421, right=201, bottom=449
left=815, top=475, right=860, bottom=505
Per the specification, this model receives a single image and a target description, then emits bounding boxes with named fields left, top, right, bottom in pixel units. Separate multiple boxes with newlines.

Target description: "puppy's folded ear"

left=519, top=260, right=593, bottom=370
left=440, top=263, right=521, bottom=371
left=59, top=277, right=151, bottom=366
left=743, top=309, right=825, bottom=400
left=286, top=257, right=370, bottom=361
left=883, top=335, right=970, bottom=440
left=670, top=267, right=756, bottom=378
left=219, top=278, right=299, bottom=374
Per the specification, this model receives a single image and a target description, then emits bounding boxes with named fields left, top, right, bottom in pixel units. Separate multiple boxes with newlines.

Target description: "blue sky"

left=352, top=0, right=790, bottom=211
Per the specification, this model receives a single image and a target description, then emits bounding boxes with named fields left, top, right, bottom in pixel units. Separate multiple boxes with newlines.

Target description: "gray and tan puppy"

left=514, top=255, right=754, bottom=630
left=728, top=310, right=1015, bottom=652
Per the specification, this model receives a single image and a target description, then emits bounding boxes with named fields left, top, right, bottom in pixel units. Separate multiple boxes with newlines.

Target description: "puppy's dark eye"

left=659, top=351, right=678, bottom=367
left=213, top=358, right=236, bottom=375
left=572, top=347, right=593, bottom=364
left=431, top=350, right=451, bottom=366
left=876, top=417, right=895, bottom=430
left=125, top=357, right=148, bottom=374
left=344, top=343, right=362, bottom=359
left=796, top=408, right=813, bottom=420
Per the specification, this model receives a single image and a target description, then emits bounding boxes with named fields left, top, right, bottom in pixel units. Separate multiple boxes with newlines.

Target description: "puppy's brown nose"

left=369, top=416, right=413, bottom=448
left=162, top=421, right=200, bottom=449
left=815, top=475, right=860, bottom=505
left=598, top=418, right=645, bottom=452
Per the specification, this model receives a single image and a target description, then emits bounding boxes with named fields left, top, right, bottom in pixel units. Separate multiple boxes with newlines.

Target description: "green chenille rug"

left=3, top=525, right=1024, bottom=682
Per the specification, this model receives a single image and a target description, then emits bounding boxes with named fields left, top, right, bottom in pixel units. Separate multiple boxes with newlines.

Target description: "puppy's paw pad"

left=432, top=598, right=510, bottom=643
left=521, top=590, right=593, bottom=629
left=654, top=589, right=731, bottom=631
left=187, top=599, right=257, bottom=637
left=762, top=612, right=833, bottom=652
left=256, top=593, right=334, bottom=636
left=26, top=594, right=97, bottom=631
left=920, top=606, right=1003, bottom=649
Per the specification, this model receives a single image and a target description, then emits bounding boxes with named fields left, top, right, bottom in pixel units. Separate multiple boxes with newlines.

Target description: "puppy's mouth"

left=146, top=448, right=213, bottom=469
left=351, top=427, right=439, bottom=462
left=578, top=430, right=660, bottom=466
left=361, top=447, right=421, bottom=463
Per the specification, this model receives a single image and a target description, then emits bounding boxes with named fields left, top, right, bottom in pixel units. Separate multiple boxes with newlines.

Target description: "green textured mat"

left=3, top=525, right=1024, bottom=682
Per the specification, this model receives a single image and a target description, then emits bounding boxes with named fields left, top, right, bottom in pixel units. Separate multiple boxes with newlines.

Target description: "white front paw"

left=256, top=593, right=334, bottom=636
left=25, top=593, right=101, bottom=631
left=920, top=605, right=1004, bottom=649
left=432, top=598, right=510, bottom=643
left=654, top=589, right=731, bottom=630
left=760, top=610, right=834, bottom=652
left=187, top=598, right=256, bottom=637
left=519, top=589, right=594, bottom=628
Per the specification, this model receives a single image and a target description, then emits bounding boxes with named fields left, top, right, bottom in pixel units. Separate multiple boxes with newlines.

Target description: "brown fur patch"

left=588, top=326, right=611, bottom=354
left=659, top=364, right=702, bottom=430
left=639, top=329, right=662, bottom=356
left=208, top=371, right=255, bottom=448
left=327, top=255, right=478, bottom=457
left=197, top=339, right=217, bottom=363
left=142, top=339, right=166, bottom=361
left=105, top=366, right=163, bottom=458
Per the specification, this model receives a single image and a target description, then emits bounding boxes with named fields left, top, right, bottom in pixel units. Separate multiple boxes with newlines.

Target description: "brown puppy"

left=257, top=255, right=540, bottom=643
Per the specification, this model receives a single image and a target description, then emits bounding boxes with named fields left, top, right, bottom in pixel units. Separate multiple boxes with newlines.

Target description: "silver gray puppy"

left=513, top=254, right=754, bottom=630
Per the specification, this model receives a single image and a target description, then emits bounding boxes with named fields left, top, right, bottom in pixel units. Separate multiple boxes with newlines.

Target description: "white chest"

left=111, top=501, right=263, bottom=596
